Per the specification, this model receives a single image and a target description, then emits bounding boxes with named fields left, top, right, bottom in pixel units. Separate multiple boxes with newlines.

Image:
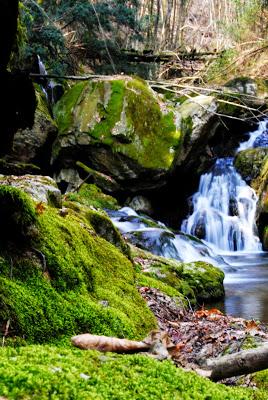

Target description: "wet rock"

left=192, top=214, right=206, bottom=239
left=128, top=196, right=153, bottom=215
left=229, top=198, right=239, bottom=216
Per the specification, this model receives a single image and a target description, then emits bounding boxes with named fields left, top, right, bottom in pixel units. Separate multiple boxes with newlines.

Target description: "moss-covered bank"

left=0, top=185, right=156, bottom=343
left=0, top=345, right=266, bottom=400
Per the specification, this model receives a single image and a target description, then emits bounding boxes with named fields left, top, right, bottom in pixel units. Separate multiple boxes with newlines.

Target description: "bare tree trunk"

left=204, top=345, right=268, bottom=381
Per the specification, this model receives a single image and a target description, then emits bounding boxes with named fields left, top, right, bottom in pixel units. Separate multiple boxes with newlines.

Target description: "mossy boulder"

left=131, top=245, right=224, bottom=303
left=65, top=183, right=119, bottom=210
left=0, top=188, right=156, bottom=343
left=12, top=85, right=57, bottom=170
left=53, top=76, right=182, bottom=191
left=235, top=148, right=268, bottom=189
left=225, top=77, right=268, bottom=105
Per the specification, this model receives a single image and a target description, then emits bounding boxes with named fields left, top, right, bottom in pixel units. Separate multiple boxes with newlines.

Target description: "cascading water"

left=181, top=120, right=268, bottom=253
left=181, top=158, right=261, bottom=252
left=37, top=55, right=56, bottom=104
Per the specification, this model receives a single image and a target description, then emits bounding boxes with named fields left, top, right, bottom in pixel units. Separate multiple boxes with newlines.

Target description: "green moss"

left=114, top=79, right=181, bottom=169
left=180, top=262, right=224, bottom=301
left=89, top=80, right=126, bottom=143
left=235, top=148, right=268, bottom=194
left=253, top=369, right=268, bottom=393
left=0, top=185, right=37, bottom=242
left=0, top=345, right=264, bottom=400
left=0, top=201, right=156, bottom=343
left=54, top=81, right=88, bottom=133
left=85, top=208, right=130, bottom=257
left=65, top=183, right=118, bottom=210
left=34, top=84, right=55, bottom=124
left=136, top=273, right=186, bottom=300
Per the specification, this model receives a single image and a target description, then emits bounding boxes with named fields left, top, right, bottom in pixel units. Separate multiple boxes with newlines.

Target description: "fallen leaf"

left=35, top=202, right=46, bottom=215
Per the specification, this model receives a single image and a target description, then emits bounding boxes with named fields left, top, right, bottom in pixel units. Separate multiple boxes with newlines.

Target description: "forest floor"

left=140, top=286, right=268, bottom=387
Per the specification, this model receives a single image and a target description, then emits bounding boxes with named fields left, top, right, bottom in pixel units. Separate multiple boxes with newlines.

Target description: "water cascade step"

left=181, top=157, right=262, bottom=252
left=181, top=120, right=268, bottom=253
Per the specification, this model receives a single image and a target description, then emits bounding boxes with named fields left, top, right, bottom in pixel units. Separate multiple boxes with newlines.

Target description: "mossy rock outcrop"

left=0, top=174, right=62, bottom=207
left=0, top=186, right=156, bottom=343
left=235, top=147, right=268, bottom=190
left=53, top=76, right=181, bottom=191
left=132, top=245, right=224, bottom=304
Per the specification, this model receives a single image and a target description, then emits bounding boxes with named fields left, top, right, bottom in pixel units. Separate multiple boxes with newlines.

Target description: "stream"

left=110, top=119, right=268, bottom=322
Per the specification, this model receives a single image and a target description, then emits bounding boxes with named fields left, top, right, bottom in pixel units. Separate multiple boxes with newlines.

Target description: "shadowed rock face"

left=0, top=1, right=37, bottom=155
left=0, top=0, right=19, bottom=71
left=1, top=71, right=36, bottom=155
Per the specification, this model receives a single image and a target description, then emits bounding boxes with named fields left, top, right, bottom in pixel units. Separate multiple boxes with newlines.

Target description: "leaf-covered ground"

left=139, top=286, right=268, bottom=379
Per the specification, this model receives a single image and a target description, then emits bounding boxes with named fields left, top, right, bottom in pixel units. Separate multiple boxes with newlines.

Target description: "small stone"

left=80, top=373, right=90, bottom=380
left=59, top=207, right=69, bottom=217
left=50, top=367, right=62, bottom=373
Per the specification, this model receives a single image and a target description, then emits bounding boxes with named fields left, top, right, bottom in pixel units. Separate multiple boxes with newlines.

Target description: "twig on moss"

left=2, top=319, right=10, bottom=347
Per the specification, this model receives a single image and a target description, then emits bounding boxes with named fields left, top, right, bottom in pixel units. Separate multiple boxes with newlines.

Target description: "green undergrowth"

left=0, top=345, right=265, bottom=400
left=0, top=196, right=156, bottom=343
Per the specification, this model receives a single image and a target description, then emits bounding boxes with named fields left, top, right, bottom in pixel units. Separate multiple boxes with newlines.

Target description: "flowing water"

left=37, top=55, right=56, bottom=104
left=110, top=120, right=268, bottom=321
left=181, top=119, right=268, bottom=321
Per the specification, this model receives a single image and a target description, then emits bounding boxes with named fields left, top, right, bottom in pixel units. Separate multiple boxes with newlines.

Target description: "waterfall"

left=37, top=55, right=56, bottom=104
left=181, top=120, right=268, bottom=253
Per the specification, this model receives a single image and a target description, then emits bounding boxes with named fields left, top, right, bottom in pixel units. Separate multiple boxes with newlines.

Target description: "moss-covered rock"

left=235, top=148, right=268, bottom=189
left=0, top=345, right=264, bottom=400
left=53, top=76, right=182, bottom=191
left=0, top=190, right=156, bottom=343
left=235, top=147, right=268, bottom=248
left=0, top=185, right=37, bottom=243
left=65, top=183, right=119, bottom=210
left=131, top=245, right=224, bottom=303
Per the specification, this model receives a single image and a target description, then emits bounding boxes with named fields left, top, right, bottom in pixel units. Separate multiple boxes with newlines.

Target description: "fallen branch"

left=72, top=331, right=173, bottom=360
left=203, top=344, right=268, bottom=381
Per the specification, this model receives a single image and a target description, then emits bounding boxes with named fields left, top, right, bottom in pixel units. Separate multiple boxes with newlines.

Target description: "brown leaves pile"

left=139, top=287, right=268, bottom=371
